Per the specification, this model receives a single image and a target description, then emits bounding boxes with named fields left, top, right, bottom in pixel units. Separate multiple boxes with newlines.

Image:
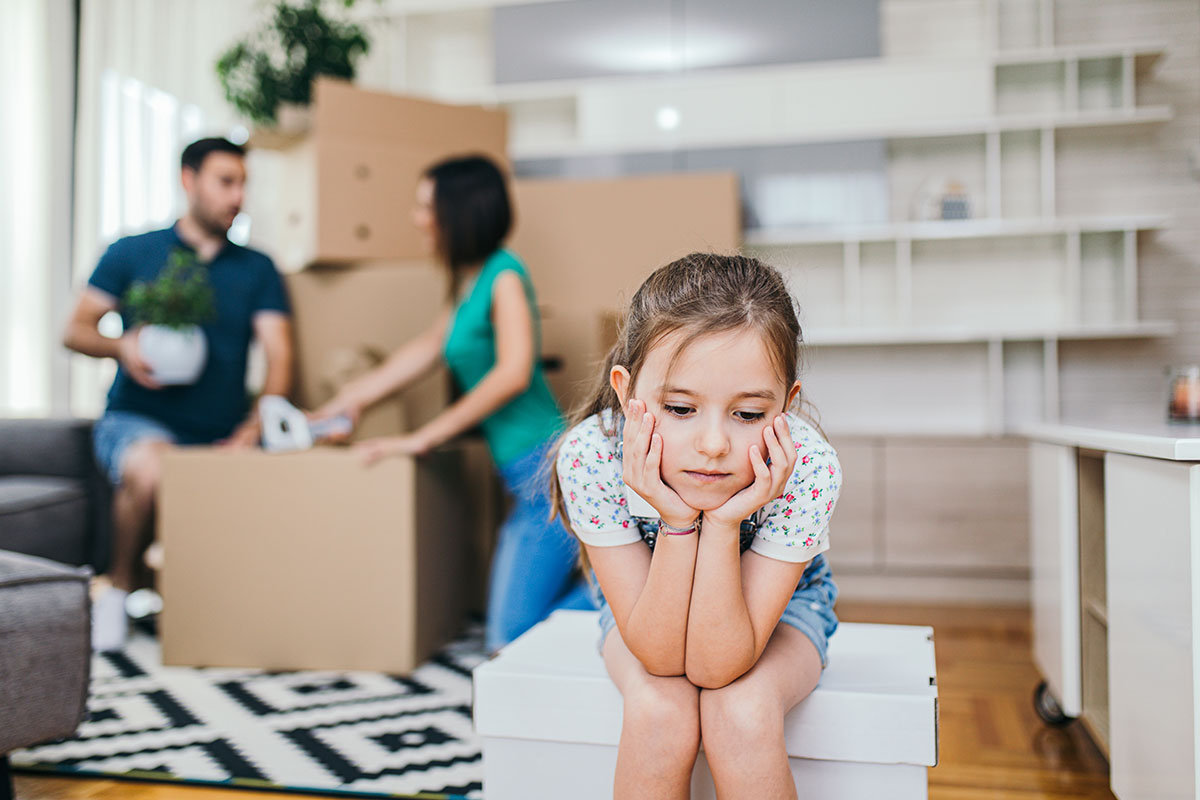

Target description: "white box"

left=473, top=610, right=939, bottom=799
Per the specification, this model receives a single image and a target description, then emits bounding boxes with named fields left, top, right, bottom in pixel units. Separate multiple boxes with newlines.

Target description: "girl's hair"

left=549, top=252, right=819, bottom=540
left=423, top=154, right=513, bottom=271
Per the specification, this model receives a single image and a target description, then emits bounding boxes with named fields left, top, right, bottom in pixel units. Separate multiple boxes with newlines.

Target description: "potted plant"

left=123, top=248, right=217, bottom=386
left=215, top=0, right=371, bottom=129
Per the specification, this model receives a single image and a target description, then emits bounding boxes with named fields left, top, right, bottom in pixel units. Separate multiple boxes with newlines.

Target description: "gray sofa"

left=0, top=418, right=109, bottom=799
left=0, top=551, right=91, bottom=800
left=0, top=418, right=112, bottom=571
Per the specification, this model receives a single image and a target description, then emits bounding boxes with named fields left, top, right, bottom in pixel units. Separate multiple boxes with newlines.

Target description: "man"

left=63, top=137, right=293, bottom=651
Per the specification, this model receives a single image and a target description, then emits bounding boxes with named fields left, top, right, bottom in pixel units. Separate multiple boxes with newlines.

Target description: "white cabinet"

left=1106, top=453, right=1199, bottom=800
left=1024, top=422, right=1200, bottom=799
left=1029, top=441, right=1082, bottom=718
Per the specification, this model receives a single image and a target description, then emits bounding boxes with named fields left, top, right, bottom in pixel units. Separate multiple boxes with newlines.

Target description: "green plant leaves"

left=123, top=248, right=217, bottom=329
left=216, top=0, right=371, bottom=125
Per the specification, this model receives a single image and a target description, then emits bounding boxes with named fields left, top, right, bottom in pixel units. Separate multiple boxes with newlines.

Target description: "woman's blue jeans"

left=486, top=439, right=594, bottom=651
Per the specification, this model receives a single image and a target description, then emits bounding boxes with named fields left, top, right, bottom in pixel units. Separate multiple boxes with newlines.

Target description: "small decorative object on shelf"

left=910, top=176, right=974, bottom=222
left=123, top=248, right=216, bottom=386
left=938, top=181, right=971, bottom=220
left=1167, top=365, right=1200, bottom=422
left=215, top=0, right=371, bottom=127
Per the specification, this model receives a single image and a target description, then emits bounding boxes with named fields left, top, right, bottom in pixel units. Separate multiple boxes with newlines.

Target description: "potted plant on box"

left=215, top=0, right=371, bottom=129
left=123, top=248, right=216, bottom=386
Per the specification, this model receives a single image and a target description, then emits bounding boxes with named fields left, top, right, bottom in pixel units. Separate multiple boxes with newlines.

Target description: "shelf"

left=470, top=43, right=1166, bottom=104
left=744, top=214, right=1170, bottom=247
left=507, top=105, right=1172, bottom=160
left=806, top=321, right=1176, bottom=347
left=993, top=41, right=1165, bottom=72
left=439, top=40, right=1175, bottom=160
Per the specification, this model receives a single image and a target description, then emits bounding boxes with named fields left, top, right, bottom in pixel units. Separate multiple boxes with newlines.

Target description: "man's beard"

left=195, top=204, right=234, bottom=237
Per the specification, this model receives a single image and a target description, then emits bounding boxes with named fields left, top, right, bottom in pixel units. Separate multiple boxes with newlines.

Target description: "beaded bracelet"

left=659, top=518, right=700, bottom=536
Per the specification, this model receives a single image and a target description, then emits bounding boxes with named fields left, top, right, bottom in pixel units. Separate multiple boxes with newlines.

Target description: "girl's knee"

left=622, top=675, right=701, bottom=757
left=699, top=681, right=784, bottom=752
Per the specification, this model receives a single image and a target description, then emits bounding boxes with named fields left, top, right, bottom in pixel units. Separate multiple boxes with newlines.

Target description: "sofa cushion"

left=0, top=550, right=91, bottom=753
left=0, top=418, right=95, bottom=479
left=0, top=477, right=89, bottom=565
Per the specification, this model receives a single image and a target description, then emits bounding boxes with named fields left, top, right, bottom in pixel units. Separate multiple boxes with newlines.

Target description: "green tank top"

left=442, top=249, right=563, bottom=466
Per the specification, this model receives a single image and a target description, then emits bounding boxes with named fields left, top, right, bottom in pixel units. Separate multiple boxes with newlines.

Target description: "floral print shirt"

left=555, top=409, right=840, bottom=564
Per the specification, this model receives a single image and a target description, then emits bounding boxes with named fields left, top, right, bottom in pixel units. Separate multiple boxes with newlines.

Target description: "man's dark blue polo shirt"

left=87, top=223, right=290, bottom=443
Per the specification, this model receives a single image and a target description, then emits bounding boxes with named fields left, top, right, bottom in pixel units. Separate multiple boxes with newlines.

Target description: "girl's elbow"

left=626, top=639, right=684, bottom=676
left=685, top=667, right=737, bottom=690
left=644, top=659, right=686, bottom=678
left=685, top=657, right=753, bottom=689
left=630, top=647, right=684, bottom=677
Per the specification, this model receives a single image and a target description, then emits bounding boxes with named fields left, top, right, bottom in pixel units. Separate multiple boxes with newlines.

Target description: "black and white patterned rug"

left=12, top=626, right=487, bottom=798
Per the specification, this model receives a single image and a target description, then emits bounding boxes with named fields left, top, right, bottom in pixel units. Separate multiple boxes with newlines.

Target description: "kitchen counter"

left=1017, top=417, right=1200, bottom=461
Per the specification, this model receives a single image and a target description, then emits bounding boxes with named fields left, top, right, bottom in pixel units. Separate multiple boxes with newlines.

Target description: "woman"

left=313, top=154, right=591, bottom=650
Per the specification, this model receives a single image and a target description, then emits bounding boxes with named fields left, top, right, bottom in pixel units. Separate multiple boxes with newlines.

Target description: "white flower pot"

left=138, top=324, right=208, bottom=386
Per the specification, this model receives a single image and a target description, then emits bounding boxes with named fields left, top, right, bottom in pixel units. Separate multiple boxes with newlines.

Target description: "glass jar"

left=1167, top=365, right=1200, bottom=422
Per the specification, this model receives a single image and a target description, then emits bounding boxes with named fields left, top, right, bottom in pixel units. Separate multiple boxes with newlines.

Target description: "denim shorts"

left=92, top=410, right=183, bottom=486
left=595, top=552, right=839, bottom=667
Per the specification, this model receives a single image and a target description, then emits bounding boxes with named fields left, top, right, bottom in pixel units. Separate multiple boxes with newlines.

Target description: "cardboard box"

left=285, top=260, right=450, bottom=439
left=159, top=447, right=473, bottom=673
left=474, top=611, right=938, bottom=799
left=509, top=172, right=741, bottom=411
left=283, top=260, right=502, bottom=615
left=246, top=78, right=508, bottom=271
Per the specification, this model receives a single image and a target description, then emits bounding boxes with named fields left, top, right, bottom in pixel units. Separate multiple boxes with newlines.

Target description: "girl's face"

left=412, top=177, right=438, bottom=254
left=615, top=328, right=799, bottom=512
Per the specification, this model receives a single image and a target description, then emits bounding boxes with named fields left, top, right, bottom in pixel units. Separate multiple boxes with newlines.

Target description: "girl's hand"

left=705, top=414, right=797, bottom=530
left=623, top=398, right=700, bottom=529
left=354, top=433, right=430, bottom=466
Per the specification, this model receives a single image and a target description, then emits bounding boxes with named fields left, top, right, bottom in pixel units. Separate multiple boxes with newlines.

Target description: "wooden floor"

left=13, top=603, right=1114, bottom=800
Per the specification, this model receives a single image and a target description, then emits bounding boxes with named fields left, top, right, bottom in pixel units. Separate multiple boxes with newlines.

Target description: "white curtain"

left=70, top=0, right=256, bottom=417
left=0, top=0, right=74, bottom=416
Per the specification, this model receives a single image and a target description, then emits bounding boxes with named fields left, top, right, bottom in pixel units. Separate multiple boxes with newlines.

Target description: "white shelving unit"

left=738, top=38, right=1171, bottom=436
left=378, top=3, right=1174, bottom=438
left=446, top=42, right=1168, bottom=160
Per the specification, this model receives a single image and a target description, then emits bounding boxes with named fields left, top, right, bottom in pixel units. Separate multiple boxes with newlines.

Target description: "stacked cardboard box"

left=246, top=78, right=508, bottom=271
left=510, top=173, right=742, bottom=411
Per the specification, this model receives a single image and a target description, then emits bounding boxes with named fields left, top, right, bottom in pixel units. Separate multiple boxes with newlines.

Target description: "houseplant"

left=215, top=0, right=371, bottom=127
left=123, top=248, right=216, bottom=385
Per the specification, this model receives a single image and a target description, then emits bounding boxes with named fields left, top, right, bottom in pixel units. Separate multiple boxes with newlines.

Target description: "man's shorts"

left=92, top=410, right=184, bottom=486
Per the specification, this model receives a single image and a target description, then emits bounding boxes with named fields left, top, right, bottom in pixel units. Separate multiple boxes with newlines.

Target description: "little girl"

left=552, top=253, right=840, bottom=799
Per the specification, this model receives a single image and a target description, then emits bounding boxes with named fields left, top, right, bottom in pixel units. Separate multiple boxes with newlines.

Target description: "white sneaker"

left=91, top=586, right=129, bottom=652
left=125, top=588, right=163, bottom=619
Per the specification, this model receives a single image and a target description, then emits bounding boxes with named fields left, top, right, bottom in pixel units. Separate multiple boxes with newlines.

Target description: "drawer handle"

left=354, top=164, right=370, bottom=180
left=355, top=224, right=371, bottom=240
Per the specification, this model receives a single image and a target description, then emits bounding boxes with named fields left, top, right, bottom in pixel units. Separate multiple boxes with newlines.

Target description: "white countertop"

left=1018, top=417, right=1200, bottom=461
